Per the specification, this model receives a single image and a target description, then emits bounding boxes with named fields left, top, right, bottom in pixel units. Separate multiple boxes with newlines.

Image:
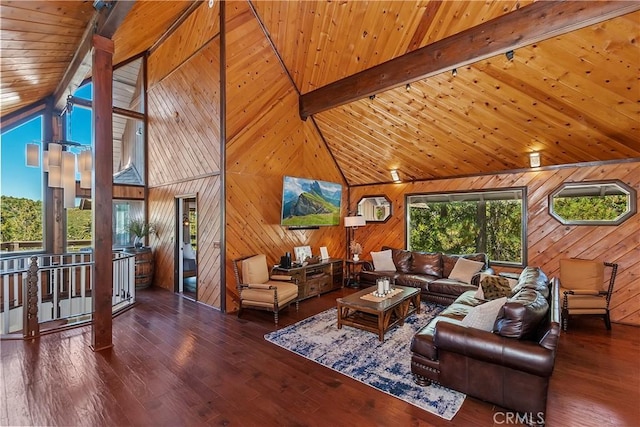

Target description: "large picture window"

left=406, top=188, right=526, bottom=266
left=1, top=116, right=45, bottom=253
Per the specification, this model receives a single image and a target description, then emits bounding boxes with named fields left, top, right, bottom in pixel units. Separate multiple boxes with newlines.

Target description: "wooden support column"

left=91, top=34, right=114, bottom=352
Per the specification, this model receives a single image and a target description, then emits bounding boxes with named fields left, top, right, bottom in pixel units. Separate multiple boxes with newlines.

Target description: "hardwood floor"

left=1, top=287, right=638, bottom=426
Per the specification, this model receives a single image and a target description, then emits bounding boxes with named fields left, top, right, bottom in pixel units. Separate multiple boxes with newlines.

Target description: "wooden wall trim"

left=350, top=158, right=640, bottom=188
left=147, top=172, right=221, bottom=189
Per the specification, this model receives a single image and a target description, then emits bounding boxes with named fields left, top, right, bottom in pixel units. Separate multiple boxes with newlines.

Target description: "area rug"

left=264, top=301, right=466, bottom=420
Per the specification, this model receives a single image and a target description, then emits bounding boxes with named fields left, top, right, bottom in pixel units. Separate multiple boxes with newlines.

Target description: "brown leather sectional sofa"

left=359, top=247, right=493, bottom=305
left=410, top=267, right=561, bottom=420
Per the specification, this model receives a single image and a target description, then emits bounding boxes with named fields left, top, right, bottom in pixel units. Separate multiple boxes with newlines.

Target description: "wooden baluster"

left=24, top=256, right=39, bottom=339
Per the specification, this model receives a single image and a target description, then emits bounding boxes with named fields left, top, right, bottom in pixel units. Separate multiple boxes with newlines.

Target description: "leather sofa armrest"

left=434, top=321, right=555, bottom=377
left=361, top=261, right=374, bottom=271
left=470, top=267, right=494, bottom=286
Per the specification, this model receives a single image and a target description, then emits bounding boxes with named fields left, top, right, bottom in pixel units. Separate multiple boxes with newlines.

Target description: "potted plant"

left=350, top=240, right=363, bottom=261
left=127, top=218, right=155, bottom=248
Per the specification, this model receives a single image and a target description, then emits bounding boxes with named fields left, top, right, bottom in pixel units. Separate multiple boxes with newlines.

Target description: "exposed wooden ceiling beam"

left=299, top=1, right=640, bottom=120
left=53, top=0, right=136, bottom=112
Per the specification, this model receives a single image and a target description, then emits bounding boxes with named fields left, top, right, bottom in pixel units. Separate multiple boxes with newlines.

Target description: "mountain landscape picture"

left=281, top=176, right=342, bottom=227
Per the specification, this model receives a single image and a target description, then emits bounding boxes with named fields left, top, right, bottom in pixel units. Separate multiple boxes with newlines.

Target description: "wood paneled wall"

left=349, top=162, right=640, bottom=325
left=146, top=8, right=222, bottom=308
left=224, top=2, right=346, bottom=312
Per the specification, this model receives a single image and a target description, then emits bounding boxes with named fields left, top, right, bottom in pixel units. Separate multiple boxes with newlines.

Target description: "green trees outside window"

left=407, top=189, right=525, bottom=266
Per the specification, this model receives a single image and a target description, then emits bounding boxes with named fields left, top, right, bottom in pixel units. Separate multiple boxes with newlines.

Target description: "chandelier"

left=26, top=140, right=92, bottom=208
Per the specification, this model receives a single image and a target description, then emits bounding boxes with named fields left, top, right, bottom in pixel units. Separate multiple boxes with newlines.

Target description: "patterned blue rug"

left=264, top=301, right=465, bottom=420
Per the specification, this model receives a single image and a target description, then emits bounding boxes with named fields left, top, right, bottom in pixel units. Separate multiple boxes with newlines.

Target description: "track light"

left=369, top=94, right=376, bottom=100
left=505, top=50, right=514, bottom=61
left=406, top=84, right=411, bottom=91
left=452, top=68, right=457, bottom=77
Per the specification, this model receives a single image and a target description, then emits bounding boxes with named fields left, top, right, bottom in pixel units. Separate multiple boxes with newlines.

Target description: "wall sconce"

left=529, top=152, right=541, bottom=168
left=183, top=215, right=190, bottom=226
left=390, top=169, right=401, bottom=182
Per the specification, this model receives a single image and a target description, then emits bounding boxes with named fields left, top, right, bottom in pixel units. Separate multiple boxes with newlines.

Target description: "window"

left=406, top=188, right=526, bottom=266
left=1, top=116, right=45, bottom=253
left=113, top=200, right=144, bottom=248
left=549, top=180, right=636, bottom=225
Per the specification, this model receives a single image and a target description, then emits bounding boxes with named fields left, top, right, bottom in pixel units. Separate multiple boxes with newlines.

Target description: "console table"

left=272, top=258, right=343, bottom=301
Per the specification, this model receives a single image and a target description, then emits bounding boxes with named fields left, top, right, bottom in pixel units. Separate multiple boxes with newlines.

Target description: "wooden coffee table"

left=336, top=285, right=420, bottom=341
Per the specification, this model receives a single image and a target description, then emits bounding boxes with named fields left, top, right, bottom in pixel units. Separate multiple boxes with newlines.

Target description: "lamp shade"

left=344, top=216, right=366, bottom=228
left=26, top=143, right=39, bottom=167
left=48, top=166, right=62, bottom=188
left=62, top=151, right=76, bottom=208
left=48, top=142, right=62, bottom=167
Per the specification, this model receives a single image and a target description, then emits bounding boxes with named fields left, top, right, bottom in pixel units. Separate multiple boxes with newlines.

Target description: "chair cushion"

left=241, top=281, right=298, bottom=308
left=242, top=254, right=269, bottom=284
left=560, top=259, right=604, bottom=291
left=561, top=287, right=608, bottom=311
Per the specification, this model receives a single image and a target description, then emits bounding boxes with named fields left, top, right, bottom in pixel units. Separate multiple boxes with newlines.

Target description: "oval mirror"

left=549, top=180, right=636, bottom=225
left=357, top=195, right=392, bottom=223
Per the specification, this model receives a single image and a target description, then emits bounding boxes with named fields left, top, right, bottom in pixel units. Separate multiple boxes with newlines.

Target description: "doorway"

left=176, top=196, right=197, bottom=300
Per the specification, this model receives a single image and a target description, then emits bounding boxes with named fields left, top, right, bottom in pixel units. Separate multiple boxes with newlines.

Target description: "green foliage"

left=1, top=196, right=43, bottom=242
left=67, top=208, right=92, bottom=240
left=553, top=195, right=627, bottom=221
left=126, top=218, right=155, bottom=237
left=409, top=199, right=522, bottom=264
left=1, top=196, right=93, bottom=246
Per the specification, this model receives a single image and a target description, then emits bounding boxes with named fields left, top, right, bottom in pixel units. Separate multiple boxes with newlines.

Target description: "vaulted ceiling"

left=2, top=0, right=639, bottom=186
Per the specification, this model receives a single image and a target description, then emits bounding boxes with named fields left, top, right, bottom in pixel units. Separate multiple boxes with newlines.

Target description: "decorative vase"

left=353, top=253, right=360, bottom=262
left=134, top=236, right=143, bottom=248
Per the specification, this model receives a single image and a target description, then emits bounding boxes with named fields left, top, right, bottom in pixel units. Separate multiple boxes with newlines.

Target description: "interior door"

left=176, top=196, right=197, bottom=300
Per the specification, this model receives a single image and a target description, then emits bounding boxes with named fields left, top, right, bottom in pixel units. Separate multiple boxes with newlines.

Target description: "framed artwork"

left=294, top=245, right=312, bottom=263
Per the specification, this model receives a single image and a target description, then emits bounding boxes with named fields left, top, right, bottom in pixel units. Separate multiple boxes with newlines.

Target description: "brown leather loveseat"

left=359, top=247, right=492, bottom=305
left=410, top=267, right=561, bottom=420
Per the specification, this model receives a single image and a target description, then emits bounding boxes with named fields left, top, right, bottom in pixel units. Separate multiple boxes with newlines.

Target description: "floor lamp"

left=344, top=215, right=366, bottom=287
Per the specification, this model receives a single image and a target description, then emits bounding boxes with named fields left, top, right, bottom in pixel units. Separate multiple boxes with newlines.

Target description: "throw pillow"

left=448, top=257, right=484, bottom=284
left=480, top=275, right=513, bottom=300
left=371, top=249, right=396, bottom=271
left=474, top=273, right=517, bottom=300
left=461, top=297, right=508, bottom=331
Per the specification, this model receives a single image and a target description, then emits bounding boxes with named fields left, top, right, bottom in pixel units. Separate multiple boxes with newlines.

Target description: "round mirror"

left=357, top=195, right=392, bottom=223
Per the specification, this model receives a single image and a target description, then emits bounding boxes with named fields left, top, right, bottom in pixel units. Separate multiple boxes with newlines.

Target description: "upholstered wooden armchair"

left=233, top=254, right=299, bottom=325
left=559, top=258, right=618, bottom=331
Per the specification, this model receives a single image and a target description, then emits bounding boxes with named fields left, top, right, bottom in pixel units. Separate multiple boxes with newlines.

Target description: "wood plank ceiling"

left=1, top=1, right=639, bottom=186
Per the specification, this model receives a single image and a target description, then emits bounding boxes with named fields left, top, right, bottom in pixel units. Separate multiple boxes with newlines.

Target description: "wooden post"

left=91, top=34, right=114, bottom=352
left=24, top=256, right=40, bottom=339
